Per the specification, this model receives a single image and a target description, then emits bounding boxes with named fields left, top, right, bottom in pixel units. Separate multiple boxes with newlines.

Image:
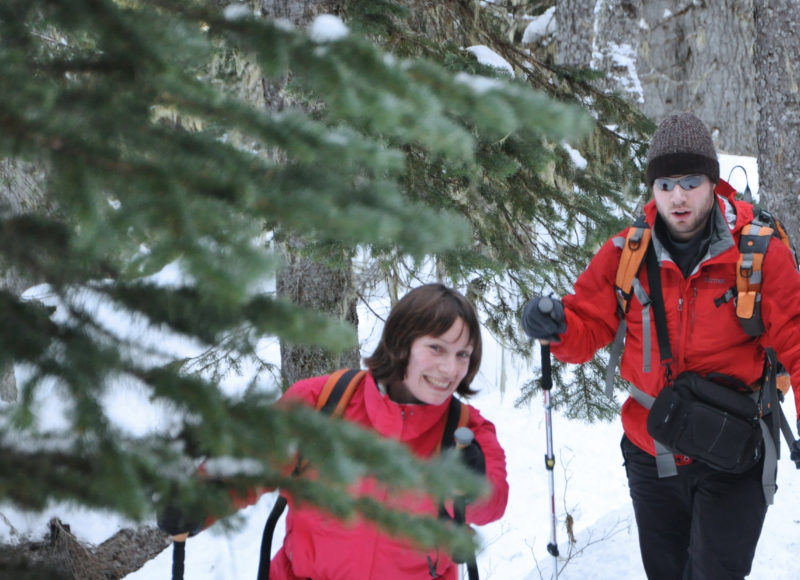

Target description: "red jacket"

left=551, top=180, right=800, bottom=455
left=269, top=371, right=508, bottom=580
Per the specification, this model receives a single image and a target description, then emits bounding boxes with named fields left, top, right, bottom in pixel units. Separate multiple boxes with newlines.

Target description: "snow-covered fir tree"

left=0, top=0, right=656, bottom=575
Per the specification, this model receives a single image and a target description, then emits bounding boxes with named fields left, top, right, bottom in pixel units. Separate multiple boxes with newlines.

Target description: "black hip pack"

left=646, top=372, right=763, bottom=474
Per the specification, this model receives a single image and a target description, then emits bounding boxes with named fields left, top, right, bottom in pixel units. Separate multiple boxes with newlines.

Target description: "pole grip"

left=540, top=343, right=552, bottom=391
left=454, top=426, right=474, bottom=450
left=538, top=297, right=553, bottom=392
left=452, top=426, right=475, bottom=524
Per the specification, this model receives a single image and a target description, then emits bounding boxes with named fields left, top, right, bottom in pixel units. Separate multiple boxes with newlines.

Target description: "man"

left=521, top=112, right=800, bottom=579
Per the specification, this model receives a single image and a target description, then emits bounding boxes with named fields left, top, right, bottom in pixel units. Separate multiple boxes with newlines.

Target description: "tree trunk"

left=561, top=0, right=757, bottom=155
left=276, top=237, right=361, bottom=387
left=0, top=519, right=170, bottom=579
left=754, top=0, right=800, bottom=237
left=259, top=0, right=361, bottom=389
left=0, top=159, right=52, bottom=401
left=555, top=0, right=593, bottom=68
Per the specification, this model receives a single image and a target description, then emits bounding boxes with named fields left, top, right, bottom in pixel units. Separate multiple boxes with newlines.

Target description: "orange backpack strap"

left=316, top=368, right=367, bottom=418
left=736, top=208, right=799, bottom=336
left=614, top=215, right=651, bottom=314
left=457, top=399, right=470, bottom=428
left=736, top=222, right=774, bottom=336
left=606, top=215, right=651, bottom=398
left=289, top=369, right=364, bottom=476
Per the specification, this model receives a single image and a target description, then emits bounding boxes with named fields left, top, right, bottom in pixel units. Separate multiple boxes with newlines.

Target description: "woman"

left=160, top=283, right=508, bottom=579
left=269, top=283, right=508, bottom=579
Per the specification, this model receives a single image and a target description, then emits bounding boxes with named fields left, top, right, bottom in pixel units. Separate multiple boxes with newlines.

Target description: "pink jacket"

left=270, top=371, right=508, bottom=580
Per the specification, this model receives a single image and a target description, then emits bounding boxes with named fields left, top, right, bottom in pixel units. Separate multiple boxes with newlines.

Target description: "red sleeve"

left=464, top=406, right=508, bottom=525
left=551, top=233, right=624, bottom=364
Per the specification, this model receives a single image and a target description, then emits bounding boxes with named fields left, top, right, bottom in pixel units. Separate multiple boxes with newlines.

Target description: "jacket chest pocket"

left=687, top=275, right=742, bottom=348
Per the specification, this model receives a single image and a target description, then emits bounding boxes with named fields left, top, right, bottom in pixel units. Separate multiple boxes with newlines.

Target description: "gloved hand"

left=521, top=295, right=566, bottom=342
left=454, top=426, right=485, bottom=477
left=157, top=504, right=204, bottom=537
left=792, top=421, right=800, bottom=470
left=791, top=441, right=800, bottom=470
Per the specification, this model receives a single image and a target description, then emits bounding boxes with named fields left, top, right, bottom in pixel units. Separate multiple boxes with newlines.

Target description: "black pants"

left=621, top=436, right=768, bottom=580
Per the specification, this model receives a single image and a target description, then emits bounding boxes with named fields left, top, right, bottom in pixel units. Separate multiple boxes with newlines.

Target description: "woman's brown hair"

left=364, top=283, right=482, bottom=397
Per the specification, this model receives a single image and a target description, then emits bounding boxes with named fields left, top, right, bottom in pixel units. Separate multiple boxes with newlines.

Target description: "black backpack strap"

left=762, top=349, right=781, bottom=456
left=644, top=241, right=673, bottom=382
left=641, top=244, right=680, bottom=479
left=257, top=369, right=364, bottom=580
left=436, top=397, right=471, bottom=520
left=439, top=397, right=466, bottom=523
left=762, top=349, right=796, bottom=453
left=256, top=495, right=287, bottom=580
left=440, top=396, right=464, bottom=452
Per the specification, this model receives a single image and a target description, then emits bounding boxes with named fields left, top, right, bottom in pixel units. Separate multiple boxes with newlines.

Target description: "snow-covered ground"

left=121, top=340, right=800, bottom=580
left=5, top=357, right=799, bottom=580
left=4, top=154, right=800, bottom=579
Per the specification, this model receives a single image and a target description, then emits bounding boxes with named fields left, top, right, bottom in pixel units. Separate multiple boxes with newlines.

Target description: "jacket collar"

left=363, top=372, right=453, bottom=439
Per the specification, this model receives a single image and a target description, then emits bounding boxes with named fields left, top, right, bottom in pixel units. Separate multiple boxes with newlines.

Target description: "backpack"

left=256, top=368, right=472, bottom=580
left=606, top=200, right=798, bottom=503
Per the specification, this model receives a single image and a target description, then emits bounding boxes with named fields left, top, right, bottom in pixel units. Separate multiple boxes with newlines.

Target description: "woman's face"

left=390, top=317, right=473, bottom=406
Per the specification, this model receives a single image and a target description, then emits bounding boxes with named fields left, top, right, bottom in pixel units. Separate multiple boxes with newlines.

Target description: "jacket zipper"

left=676, top=284, right=698, bottom=375
left=677, top=295, right=684, bottom=375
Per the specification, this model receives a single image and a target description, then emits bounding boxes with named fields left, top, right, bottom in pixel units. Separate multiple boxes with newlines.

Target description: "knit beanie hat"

left=646, top=112, right=719, bottom=185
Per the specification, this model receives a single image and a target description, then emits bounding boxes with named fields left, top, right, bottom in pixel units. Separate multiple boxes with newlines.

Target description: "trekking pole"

left=537, top=297, right=560, bottom=579
left=454, top=426, right=480, bottom=580
left=171, top=533, right=189, bottom=580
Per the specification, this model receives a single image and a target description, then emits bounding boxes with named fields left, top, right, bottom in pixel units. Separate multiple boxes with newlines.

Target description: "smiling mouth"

left=425, top=376, right=451, bottom=390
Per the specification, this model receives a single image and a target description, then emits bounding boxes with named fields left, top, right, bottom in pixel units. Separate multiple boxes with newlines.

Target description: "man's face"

left=652, top=174, right=715, bottom=241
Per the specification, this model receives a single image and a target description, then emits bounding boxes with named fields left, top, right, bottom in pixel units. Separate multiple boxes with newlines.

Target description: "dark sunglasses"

left=653, top=174, right=706, bottom=192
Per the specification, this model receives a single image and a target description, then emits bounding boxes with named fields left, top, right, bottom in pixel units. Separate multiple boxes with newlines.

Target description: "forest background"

left=1, top=0, right=799, bottom=577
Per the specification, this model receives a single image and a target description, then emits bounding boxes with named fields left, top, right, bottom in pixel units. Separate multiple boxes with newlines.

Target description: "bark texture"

left=754, top=0, right=800, bottom=238
left=276, top=238, right=361, bottom=387
left=559, top=0, right=757, bottom=155
left=0, top=519, right=171, bottom=579
left=555, top=0, right=593, bottom=69
left=0, top=159, right=52, bottom=401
